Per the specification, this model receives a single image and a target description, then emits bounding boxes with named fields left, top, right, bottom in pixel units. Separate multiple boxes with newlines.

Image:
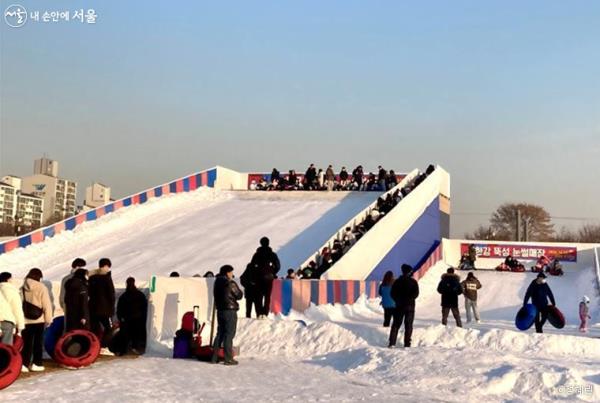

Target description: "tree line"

left=465, top=202, right=600, bottom=243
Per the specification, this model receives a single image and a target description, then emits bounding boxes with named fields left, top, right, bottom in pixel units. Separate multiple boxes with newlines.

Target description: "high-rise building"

left=0, top=181, right=18, bottom=225
left=34, top=157, right=59, bottom=177
left=21, top=175, right=77, bottom=224
left=85, top=182, right=111, bottom=209
left=21, top=158, right=77, bottom=224
left=16, top=193, right=44, bottom=229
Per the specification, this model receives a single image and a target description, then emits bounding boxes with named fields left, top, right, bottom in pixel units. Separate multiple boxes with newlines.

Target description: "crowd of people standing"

left=0, top=258, right=148, bottom=373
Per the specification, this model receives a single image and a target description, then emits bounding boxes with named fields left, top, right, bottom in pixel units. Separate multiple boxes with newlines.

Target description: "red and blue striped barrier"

left=0, top=168, right=217, bottom=256
left=270, top=279, right=380, bottom=315
left=270, top=243, right=443, bottom=315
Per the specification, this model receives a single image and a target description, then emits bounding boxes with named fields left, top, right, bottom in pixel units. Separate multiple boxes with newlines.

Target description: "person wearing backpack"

left=249, top=237, right=280, bottom=318
left=437, top=268, right=463, bottom=327
left=20, top=268, right=53, bottom=372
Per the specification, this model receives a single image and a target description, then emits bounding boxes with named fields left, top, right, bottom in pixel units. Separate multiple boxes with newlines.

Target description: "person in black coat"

left=523, top=273, right=556, bottom=333
left=249, top=237, right=280, bottom=318
left=212, top=265, right=243, bottom=365
left=116, top=277, right=148, bottom=355
left=240, top=263, right=260, bottom=318
left=378, top=166, right=387, bottom=190
left=64, top=268, right=90, bottom=331
left=352, top=165, right=364, bottom=190
left=270, top=168, right=280, bottom=185
left=389, top=264, right=420, bottom=348
left=437, top=268, right=463, bottom=327
left=304, top=164, right=317, bottom=190
left=88, top=258, right=116, bottom=347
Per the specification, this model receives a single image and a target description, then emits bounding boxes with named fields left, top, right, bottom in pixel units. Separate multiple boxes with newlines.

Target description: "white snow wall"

left=322, top=167, right=450, bottom=281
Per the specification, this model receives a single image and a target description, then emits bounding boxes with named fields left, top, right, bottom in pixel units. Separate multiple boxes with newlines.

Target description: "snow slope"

left=413, top=262, right=600, bottom=336
left=0, top=189, right=379, bottom=281
left=4, top=297, right=600, bottom=402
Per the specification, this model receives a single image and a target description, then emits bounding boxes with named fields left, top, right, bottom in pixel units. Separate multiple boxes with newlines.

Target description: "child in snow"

left=379, top=271, right=396, bottom=327
left=579, top=296, right=591, bottom=332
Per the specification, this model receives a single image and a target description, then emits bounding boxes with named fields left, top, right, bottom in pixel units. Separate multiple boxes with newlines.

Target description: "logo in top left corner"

left=4, top=4, right=28, bottom=27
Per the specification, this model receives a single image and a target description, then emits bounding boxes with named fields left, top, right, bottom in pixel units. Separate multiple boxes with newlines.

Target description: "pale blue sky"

left=1, top=0, right=599, bottom=236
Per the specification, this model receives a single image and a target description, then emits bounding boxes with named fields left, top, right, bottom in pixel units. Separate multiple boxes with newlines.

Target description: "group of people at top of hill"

left=251, top=163, right=436, bottom=192
left=378, top=265, right=593, bottom=348
left=296, top=166, right=436, bottom=280
left=0, top=259, right=148, bottom=373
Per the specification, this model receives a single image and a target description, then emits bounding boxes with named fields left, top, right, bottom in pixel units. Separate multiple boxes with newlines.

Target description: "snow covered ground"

left=0, top=188, right=379, bottom=281
left=4, top=297, right=599, bottom=402
left=2, top=186, right=599, bottom=402
left=5, top=263, right=599, bottom=402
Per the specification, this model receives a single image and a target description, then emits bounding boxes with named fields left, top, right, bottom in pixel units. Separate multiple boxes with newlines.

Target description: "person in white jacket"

left=0, top=272, right=25, bottom=345
left=21, top=268, right=53, bottom=372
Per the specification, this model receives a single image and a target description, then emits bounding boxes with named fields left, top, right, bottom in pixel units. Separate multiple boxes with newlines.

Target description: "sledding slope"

left=0, top=189, right=380, bottom=282
left=413, top=261, right=600, bottom=335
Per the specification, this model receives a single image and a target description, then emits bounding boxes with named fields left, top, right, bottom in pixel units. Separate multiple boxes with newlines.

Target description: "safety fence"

left=270, top=241, right=444, bottom=315
left=0, top=168, right=217, bottom=255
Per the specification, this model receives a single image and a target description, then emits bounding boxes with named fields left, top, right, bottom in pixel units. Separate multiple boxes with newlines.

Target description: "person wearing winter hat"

left=212, top=265, right=243, bottom=365
left=461, top=272, right=482, bottom=324
left=523, top=272, right=556, bottom=333
left=0, top=272, right=25, bottom=346
left=437, top=267, right=463, bottom=328
left=389, top=264, right=419, bottom=348
left=579, top=296, right=591, bottom=333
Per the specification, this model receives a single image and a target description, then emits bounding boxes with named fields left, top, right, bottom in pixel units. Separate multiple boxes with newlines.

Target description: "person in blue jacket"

left=523, top=272, right=556, bottom=333
left=379, top=271, right=395, bottom=327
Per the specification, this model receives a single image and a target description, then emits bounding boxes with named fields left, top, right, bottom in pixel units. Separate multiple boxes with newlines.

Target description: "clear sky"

left=1, top=0, right=599, bottom=236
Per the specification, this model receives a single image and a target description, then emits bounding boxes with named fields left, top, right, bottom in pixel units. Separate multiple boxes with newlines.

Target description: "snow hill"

left=0, top=188, right=380, bottom=281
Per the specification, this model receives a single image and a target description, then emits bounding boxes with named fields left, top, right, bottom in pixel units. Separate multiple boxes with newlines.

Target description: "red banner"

left=460, top=243, right=577, bottom=262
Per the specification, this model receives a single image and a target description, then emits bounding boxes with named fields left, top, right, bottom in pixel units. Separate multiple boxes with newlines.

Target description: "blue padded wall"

left=366, top=197, right=441, bottom=281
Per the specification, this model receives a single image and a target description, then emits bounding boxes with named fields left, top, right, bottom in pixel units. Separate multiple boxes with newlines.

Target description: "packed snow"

left=4, top=263, right=599, bottom=402
left=0, top=188, right=379, bottom=281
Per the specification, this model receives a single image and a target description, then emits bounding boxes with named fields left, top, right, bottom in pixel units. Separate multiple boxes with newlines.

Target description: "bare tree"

left=464, top=225, right=505, bottom=241
left=553, top=226, right=578, bottom=242
left=490, top=203, right=554, bottom=241
left=578, top=224, right=600, bottom=243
